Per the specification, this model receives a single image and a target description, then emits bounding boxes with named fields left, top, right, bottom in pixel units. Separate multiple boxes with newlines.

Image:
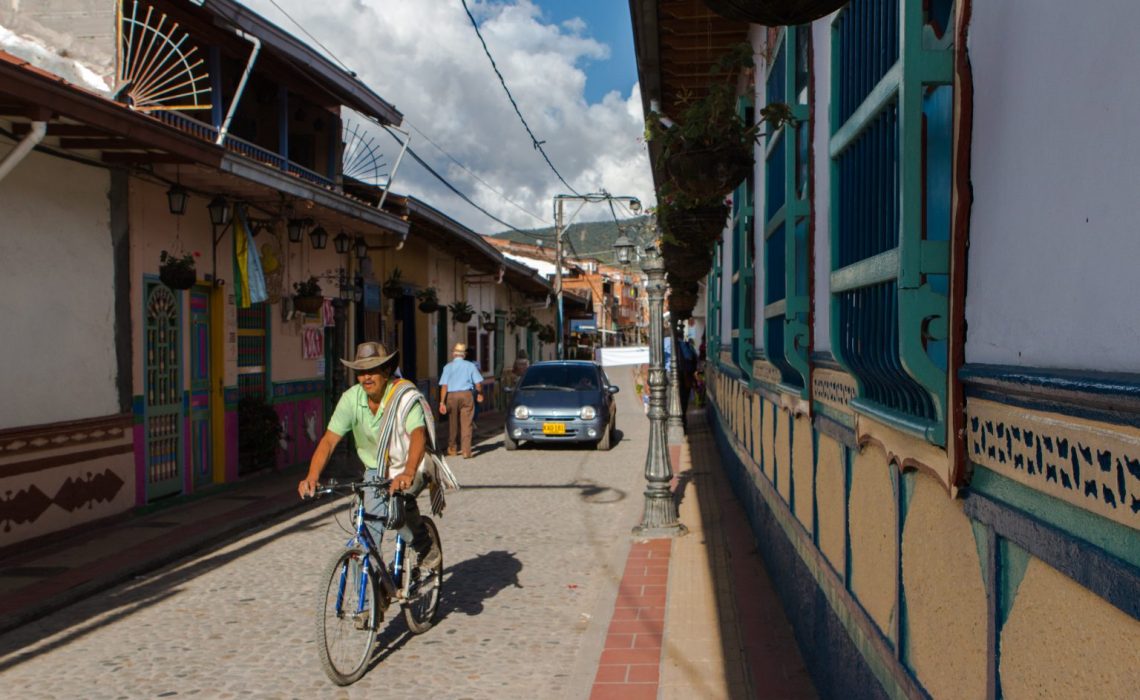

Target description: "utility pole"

left=554, top=198, right=565, bottom=360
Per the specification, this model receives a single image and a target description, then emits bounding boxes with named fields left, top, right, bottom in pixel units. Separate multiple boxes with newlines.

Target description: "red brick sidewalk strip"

left=590, top=539, right=672, bottom=700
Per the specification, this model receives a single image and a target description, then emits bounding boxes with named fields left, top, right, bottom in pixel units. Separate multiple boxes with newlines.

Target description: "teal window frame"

left=731, top=99, right=757, bottom=376
left=828, top=0, right=954, bottom=446
left=762, top=27, right=811, bottom=395
left=709, top=240, right=723, bottom=358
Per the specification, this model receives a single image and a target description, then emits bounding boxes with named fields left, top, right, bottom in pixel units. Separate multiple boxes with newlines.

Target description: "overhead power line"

left=459, top=0, right=581, bottom=196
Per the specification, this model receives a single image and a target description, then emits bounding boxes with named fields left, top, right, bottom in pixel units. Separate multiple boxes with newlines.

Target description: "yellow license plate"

left=542, top=422, right=566, bottom=435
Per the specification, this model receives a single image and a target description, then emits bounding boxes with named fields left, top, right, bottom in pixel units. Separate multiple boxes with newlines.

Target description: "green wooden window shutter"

left=828, top=0, right=954, bottom=445
left=732, top=98, right=757, bottom=376
left=762, top=27, right=811, bottom=395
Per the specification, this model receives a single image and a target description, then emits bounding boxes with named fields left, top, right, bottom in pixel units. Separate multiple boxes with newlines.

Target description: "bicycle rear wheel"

left=316, top=547, right=378, bottom=685
left=403, top=516, right=443, bottom=634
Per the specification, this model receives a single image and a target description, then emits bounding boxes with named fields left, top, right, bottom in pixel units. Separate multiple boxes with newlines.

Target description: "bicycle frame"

left=335, top=484, right=407, bottom=617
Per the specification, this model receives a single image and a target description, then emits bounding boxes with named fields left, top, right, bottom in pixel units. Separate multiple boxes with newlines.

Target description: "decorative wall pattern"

left=0, top=469, right=127, bottom=533
left=813, top=368, right=857, bottom=414
left=967, top=398, right=1140, bottom=531
left=0, top=415, right=130, bottom=458
left=752, top=359, right=783, bottom=386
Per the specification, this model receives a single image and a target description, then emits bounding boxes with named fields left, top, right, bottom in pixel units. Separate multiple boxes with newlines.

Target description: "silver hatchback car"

left=504, top=361, right=619, bottom=450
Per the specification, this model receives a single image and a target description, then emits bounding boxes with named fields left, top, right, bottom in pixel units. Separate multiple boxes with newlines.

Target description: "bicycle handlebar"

left=309, top=477, right=392, bottom=498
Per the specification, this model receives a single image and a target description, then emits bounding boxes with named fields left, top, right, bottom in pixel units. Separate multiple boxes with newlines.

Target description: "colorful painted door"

left=236, top=302, right=269, bottom=399
left=189, top=287, right=212, bottom=488
left=143, top=282, right=183, bottom=500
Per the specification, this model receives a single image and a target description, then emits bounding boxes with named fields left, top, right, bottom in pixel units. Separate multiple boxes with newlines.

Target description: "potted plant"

left=237, top=395, right=284, bottom=475
left=702, top=0, right=849, bottom=27
left=508, top=307, right=535, bottom=331
left=538, top=324, right=556, bottom=343
left=159, top=249, right=198, bottom=290
left=647, top=43, right=796, bottom=203
left=658, top=191, right=730, bottom=249
left=480, top=311, right=497, bottom=332
left=448, top=300, right=475, bottom=323
left=292, top=276, right=324, bottom=314
left=382, top=268, right=404, bottom=300
left=416, top=286, right=440, bottom=313
left=661, top=240, right=715, bottom=283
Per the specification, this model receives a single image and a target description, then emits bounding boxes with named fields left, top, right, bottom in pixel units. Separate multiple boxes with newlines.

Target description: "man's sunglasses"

left=355, top=367, right=384, bottom=378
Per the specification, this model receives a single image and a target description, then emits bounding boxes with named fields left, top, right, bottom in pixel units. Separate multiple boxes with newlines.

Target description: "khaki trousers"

left=445, top=391, right=475, bottom=457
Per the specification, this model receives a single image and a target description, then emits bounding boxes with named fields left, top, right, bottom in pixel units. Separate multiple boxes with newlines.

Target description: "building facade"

left=633, top=1, right=1139, bottom=698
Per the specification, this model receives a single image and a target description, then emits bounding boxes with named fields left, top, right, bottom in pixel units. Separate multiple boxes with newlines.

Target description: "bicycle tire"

left=403, top=516, right=443, bottom=633
left=316, top=547, right=378, bottom=685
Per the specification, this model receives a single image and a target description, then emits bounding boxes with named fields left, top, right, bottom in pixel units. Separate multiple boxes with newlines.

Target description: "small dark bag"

left=384, top=492, right=406, bottom=531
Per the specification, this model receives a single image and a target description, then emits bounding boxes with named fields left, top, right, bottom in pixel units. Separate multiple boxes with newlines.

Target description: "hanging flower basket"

left=383, top=267, right=404, bottom=300
left=702, top=0, right=850, bottom=26
left=293, top=295, right=324, bottom=315
left=661, top=201, right=730, bottom=248
left=482, top=321, right=497, bottom=332
left=538, top=325, right=556, bottom=343
left=448, top=300, right=475, bottom=324
left=661, top=241, right=714, bottom=283
left=416, top=287, right=440, bottom=313
left=160, top=265, right=197, bottom=291
left=158, top=250, right=198, bottom=290
left=665, top=142, right=753, bottom=202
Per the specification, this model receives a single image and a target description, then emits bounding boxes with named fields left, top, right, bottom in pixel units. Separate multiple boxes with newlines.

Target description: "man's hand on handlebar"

left=298, top=478, right=319, bottom=499
left=388, top=472, right=414, bottom=495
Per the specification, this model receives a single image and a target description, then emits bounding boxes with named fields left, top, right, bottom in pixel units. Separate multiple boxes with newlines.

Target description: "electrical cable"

left=458, top=0, right=580, bottom=196
left=382, top=125, right=534, bottom=236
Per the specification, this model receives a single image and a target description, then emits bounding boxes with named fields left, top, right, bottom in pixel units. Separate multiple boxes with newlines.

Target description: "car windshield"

left=519, top=365, right=599, bottom=391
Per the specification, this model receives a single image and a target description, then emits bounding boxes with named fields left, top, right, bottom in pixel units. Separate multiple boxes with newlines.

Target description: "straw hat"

left=452, top=343, right=467, bottom=356
left=340, top=341, right=398, bottom=370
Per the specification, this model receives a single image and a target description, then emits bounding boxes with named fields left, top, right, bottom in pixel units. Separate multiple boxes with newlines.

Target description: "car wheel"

left=596, top=421, right=612, bottom=451
left=504, top=429, right=518, bottom=451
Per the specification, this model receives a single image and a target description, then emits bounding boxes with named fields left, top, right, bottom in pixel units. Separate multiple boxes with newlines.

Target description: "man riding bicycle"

left=299, top=341, right=441, bottom=569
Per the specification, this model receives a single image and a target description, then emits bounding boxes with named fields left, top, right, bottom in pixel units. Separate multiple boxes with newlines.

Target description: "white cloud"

left=239, top=0, right=652, bottom=233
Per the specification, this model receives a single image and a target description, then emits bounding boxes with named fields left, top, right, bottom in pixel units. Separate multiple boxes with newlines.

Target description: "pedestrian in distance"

left=298, top=341, right=441, bottom=568
left=439, top=342, right=483, bottom=458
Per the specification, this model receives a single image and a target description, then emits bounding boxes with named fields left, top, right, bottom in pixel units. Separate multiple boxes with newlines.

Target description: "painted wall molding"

left=966, top=397, right=1140, bottom=533
left=813, top=367, right=857, bottom=415
left=0, top=413, right=132, bottom=459
left=856, top=414, right=953, bottom=493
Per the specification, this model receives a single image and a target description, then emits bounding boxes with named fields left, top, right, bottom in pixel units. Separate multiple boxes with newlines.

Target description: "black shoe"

left=416, top=544, right=441, bottom=570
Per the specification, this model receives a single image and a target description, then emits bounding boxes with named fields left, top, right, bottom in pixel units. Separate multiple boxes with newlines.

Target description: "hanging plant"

left=701, top=0, right=849, bottom=27
left=537, top=324, right=556, bottom=343
left=159, top=249, right=198, bottom=290
left=648, top=43, right=796, bottom=203
left=508, top=307, right=535, bottom=331
left=480, top=310, right=497, bottom=332
left=661, top=240, right=715, bottom=283
left=448, top=300, right=475, bottom=323
left=658, top=192, right=730, bottom=249
left=416, top=286, right=440, bottom=313
left=382, top=267, right=404, bottom=299
left=527, top=317, right=544, bottom=334
left=668, top=279, right=700, bottom=320
left=292, top=275, right=324, bottom=314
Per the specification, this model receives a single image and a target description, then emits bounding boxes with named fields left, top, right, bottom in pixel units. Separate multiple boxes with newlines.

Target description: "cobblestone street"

left=0, top=373, right=650, bottom=699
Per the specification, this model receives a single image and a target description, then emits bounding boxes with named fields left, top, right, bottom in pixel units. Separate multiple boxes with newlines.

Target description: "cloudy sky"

left=239, top=0, right=654, bottom=234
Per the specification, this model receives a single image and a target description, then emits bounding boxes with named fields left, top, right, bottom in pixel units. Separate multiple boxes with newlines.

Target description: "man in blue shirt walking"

left=439, top=342, right=483, bottom=458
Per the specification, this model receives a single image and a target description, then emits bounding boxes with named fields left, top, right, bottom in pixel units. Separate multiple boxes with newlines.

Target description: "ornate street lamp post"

left=614, top=234, right=687, bottom=538
left=667, top=317, right=685, bottom=443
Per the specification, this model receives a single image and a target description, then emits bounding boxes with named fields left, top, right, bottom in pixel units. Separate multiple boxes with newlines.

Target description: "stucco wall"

left=761, top=396, right=775, bottom=480
left=965, top=2, right=1140, bottom=371
left=0, top=147, right=117, bottom=428
left=815, top=433, right=845, bottom=577
left=791, top=413, right=814, bottom=532
left=775, top=408, right=792, bottom=501
left=902, top=473, right=987, bottom=700
left=1000, top=556, right=1140, bottom=699
left=849, top=443, right=897, bottom=637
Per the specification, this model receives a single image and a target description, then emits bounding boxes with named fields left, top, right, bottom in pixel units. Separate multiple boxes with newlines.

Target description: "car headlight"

left=580, top=406, right=597, bottom=420
left=514, top=405, right=530, bottom=420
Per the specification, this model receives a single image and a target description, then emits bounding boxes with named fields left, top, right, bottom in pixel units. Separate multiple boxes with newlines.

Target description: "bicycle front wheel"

left=403, top=516, right=442, bottom=634
left=316, top=547, right=378, bottom=685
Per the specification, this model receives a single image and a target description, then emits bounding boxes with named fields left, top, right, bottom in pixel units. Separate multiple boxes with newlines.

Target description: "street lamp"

left=615, top=233, right=686, bottom=539
left=554, top=192, right=642, bottom=359
left=667, top=314, right=685, bottom=443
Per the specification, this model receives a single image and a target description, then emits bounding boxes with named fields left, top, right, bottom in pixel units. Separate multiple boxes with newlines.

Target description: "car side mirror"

left=608, top=385, right=620, bottom=394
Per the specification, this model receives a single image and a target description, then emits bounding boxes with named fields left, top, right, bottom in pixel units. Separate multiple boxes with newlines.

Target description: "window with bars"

left=731, top=102, right=756, bottom=375
left=829, top=0, right=954, bottom=445
left=762, top=26, right=811, bottom=394
left=236, top=302, right=269, bottom=399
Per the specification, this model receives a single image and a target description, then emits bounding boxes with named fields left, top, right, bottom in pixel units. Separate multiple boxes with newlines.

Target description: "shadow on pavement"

left=0, top=507, right=331, bottom=672
left=437, top=550, right=522, bottom=619
left=455, top=479, right=626, bottom=503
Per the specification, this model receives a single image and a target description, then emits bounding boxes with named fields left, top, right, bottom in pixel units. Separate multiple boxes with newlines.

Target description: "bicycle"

left=310, top=477, right=443, bottom=685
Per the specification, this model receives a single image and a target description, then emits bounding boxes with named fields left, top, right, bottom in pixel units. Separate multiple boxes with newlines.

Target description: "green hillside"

left=491, top=216, right=654, bottom=265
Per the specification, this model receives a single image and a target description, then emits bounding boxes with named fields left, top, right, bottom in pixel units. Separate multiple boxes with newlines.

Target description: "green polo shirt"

left=328, top=383, right=425, bottom=469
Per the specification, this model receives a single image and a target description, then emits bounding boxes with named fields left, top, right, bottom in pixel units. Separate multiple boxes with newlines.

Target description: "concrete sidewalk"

left=589, top=408, right=816, bottom=699
left=0, top=410, right=504, bottom=635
